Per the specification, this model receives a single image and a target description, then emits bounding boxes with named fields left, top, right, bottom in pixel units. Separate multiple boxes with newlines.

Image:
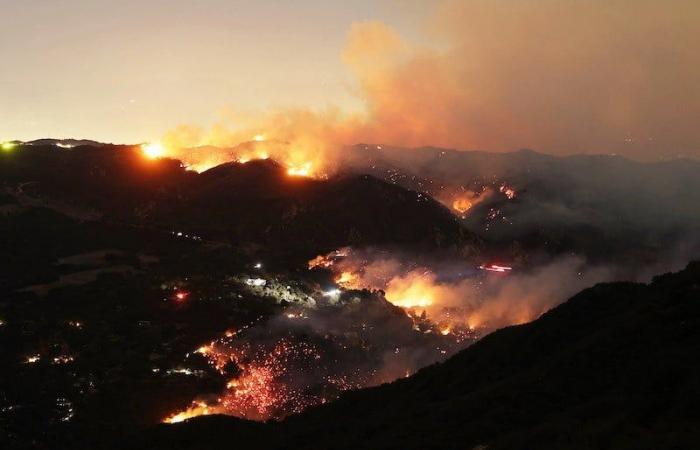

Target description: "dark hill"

left=0, top=144, right=473, bottom=258
left=134, top=261, right=700, bottom=450
left=341, top=145, right=700, bottom=265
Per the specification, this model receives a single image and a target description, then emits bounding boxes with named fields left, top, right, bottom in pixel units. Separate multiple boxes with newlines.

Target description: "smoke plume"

left=163, top=0, right=700, bottom=166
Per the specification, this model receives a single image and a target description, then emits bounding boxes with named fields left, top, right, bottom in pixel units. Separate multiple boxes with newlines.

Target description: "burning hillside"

left=308, top=247, right=613, bottom=331
left=163, top=277, right=479, bottom=423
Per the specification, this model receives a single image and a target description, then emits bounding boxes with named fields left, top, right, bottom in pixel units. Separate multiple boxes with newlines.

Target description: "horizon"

left=2, top=1, right=699, bottom=161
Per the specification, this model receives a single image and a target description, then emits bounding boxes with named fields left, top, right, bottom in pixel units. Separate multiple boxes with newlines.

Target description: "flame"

left=141, top=142, right=165, bottom=159
left=164, top=401, right=220, bottom=424
left=334, top=271, right=359, bottom=288
left=499, top=183, right=517, bottom=199
left=436, top=189, right=489, bottom=218
left=452, top=198, right=473, bottom=214
left=287, top=162, right=313, bottom=177
left=166, top=337, right=339, bottom=422
left=384, top=271, right=436, bottom=308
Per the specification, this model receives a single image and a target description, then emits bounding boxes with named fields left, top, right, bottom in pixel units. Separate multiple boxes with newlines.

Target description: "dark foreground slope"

left=136, top=262, right=700, bottom=450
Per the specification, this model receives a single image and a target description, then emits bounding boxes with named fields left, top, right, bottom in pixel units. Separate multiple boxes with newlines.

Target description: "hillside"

left=136, top=261, right=700, bottom=450
left=342, top=146, right=700, bottom=265
left=0, top=144, right=473, bottom=258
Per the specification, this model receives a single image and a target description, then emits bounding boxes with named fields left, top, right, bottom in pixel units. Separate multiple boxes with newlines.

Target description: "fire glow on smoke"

left=164, top=246, right=601, bottom=424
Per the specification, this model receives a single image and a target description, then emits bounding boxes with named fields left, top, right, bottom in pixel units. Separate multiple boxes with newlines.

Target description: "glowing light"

left=164, top=401, right=217, bottom=423
left=56, top=142, right=75, bottom=149
left=287, top=162, right=312, bottom=177
left=1, top=142, right=17, bottom=151
left=25, top=355, right=41, bottom=364
left=245, top=278, right=267, bottom=287
left=334, top=271, right=358, bottom=288
left=452, top=197, right=473, bottom=214
left=499, top=184, right=517, bottom=199
left=322, top=288, right=341, bottom=299
left=53, top=355, right=75, bottom=365
left=195, top=346, right=212, bottom=355
left=175, top=291, right=189, bottom=301
left=478, top=264, right=513, bottom=273
left=253, top=134, right=266, bottom=142
left=141, top=142, right=165, bottom=159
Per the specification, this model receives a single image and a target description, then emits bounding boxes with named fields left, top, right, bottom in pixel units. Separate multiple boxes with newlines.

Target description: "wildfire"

left=452, top=197, right=473, bottom=214
left=165, top=336, right=343, bottom=423
left=499, top=183, right=517, bottom=199
left=141, top=142, right=166, bottom=159
left=287, top=162, right=313, bottom=177
left=334, top=271, right=359, bottom=288
left=164, top=401, right=220, bottom=424
left=479, top=264, right=512, bottom=273
left=238, top=151, right=269, bottom=164
left=384, top=271, right=436, bottom=308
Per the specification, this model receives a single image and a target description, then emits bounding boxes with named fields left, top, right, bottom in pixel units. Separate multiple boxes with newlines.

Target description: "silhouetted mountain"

left=26, top=139, right=108, bottom=148
left=0, top=143, right=473, bottom=258
left=134, top=261, right=700, bottom=450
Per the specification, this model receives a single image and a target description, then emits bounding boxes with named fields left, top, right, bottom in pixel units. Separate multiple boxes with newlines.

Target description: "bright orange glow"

left=287, top=162, right=313, bottom=177
left=385, top=272, right=436, bottom=308
left=164, top=401, right=220, bottom=423
left=141, top=142, right=165, bottom=159
left=334, top=271, right=359, bottom=288
left=452, top=198, right=473, bottom=214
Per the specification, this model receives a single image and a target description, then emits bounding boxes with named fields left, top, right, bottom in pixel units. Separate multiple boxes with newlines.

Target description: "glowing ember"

left=164, top=401, right=219, bottom=424
left=238, top=151, right=269, bottom=164
left=25, top=355, right=41, bottom=364
left=479, top=264, right=513, bottom=273
left=142, top=142, right=165, bottom=159
left=452, top=197, right=473, bottom=214
left=334, top=271, right=359, bottom=288
left=287, top=162, right=313, bottom=177
left=175, top=291, right=189, bottom=301
left=52, top=355, right=75, bottom=365
left=499, top=183, right=517, bottom=199
left=385, top=271, right=436, bottom=308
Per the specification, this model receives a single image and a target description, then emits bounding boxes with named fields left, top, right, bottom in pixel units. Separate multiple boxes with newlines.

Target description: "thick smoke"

left=163, top=0, right=700, bottom=164
left=318, top=247, right=617, bottom=330
left=345, top=0, right=700, bottom=160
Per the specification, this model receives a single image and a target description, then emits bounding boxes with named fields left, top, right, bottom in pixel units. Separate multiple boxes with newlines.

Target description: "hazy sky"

left=1, top=0, right=698, bottom=160
left=0, top=0, right=424, bottom=143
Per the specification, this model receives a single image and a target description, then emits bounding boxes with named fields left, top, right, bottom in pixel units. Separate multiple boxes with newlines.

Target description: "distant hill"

left=341, top=145, right=700, bottom=265
left=25, top=138, right=108, bottom=148
left=134, top=261, right=700, bottom=450
left=0, top=143, right=474, bottom=258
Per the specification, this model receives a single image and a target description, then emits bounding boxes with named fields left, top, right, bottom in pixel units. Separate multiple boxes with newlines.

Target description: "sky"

left=1, top=0, right=699, bottom=160
left=0, top=0, right=425, bottom=143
